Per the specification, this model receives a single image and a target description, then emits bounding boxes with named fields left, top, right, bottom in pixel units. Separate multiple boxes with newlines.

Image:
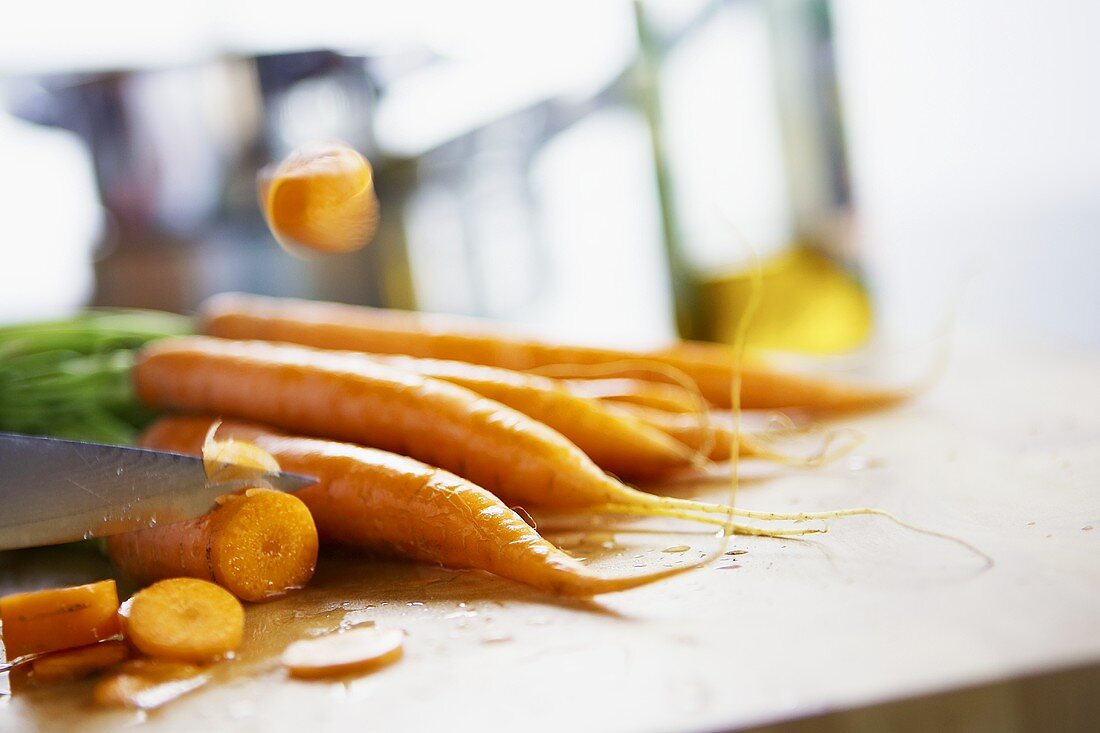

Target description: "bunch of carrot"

left=1, top=293, right=909, bottom=610
left=95, top=293, right=905, bottom=600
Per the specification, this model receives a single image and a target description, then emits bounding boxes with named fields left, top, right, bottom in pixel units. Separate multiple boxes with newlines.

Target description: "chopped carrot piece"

left=27, top=640, right=130, bottom=684
left=282, top=627, right=403, bottom=679
left=0, top=580, right=120, bottom=659
left=93, top=659, right=208, bottom=709
left=259, top=140, right=379, bottom=254
left=107, top=488, right=318, bottom=602
left=124, top=579, right=244, bottom=663
left=202, top=428, right=281, bottom=484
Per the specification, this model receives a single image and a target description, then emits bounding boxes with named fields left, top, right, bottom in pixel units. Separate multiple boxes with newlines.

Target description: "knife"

left=0, top=432, right=316, bottom=551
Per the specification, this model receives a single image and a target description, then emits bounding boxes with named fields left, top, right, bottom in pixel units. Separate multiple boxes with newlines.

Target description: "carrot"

left=359, top=354, right=699, bottom=479
left=0, top=580, right=120, bottom=659
left=199, top=292, right=908, bottom=411
left=124, top=578, right=244, bottom=663
left=561, top=377, right=699, bottom=413
left=106, top=487, right=318, bottom=602
left=23, top=640, right=130, bottom=685
left=139, top=415, right=723, bottom=596
left=607, top=402, right=737, bottom=462
left=94, top=659, right=209, bottom=709
left=282, top=627, right=403, bottom=679
left=259, top=140, right=379, bottom=254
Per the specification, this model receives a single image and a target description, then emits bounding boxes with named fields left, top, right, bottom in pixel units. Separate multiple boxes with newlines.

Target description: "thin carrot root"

left=93, top=659, right=209, bottom=709
left=107, top=487, right=318, bottom=602
left=581, top=503, right=826, bottom=538
left=125, top=579, right=244, bottom=663
left=0, top=580, right=121, bottom=659
left=282, top=627, right=404, bottom=679
left=24, top=640, right=130, bottom=685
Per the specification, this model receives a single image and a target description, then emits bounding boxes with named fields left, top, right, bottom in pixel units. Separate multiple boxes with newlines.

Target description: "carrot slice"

left=202, top=430, right=281, bottom=484
left=27, top=640, right=130, bottom=684
left=282, top=627, right=403, bottom=679
left=124, top=579, right=244, bottom=663
left=259, top=140, right=379, bottom=254
left=0, top=580, right=120, bottom=659
left=93, top=659, right=208, bottom=709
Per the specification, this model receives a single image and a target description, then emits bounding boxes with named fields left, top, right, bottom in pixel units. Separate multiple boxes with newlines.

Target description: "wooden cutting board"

left=2, top=339, right=1098, bottom=732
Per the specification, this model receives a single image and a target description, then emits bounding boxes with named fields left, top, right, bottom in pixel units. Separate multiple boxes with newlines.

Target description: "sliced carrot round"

left=125, top=578, right=244, bottom=663
left=259, top=140, right=379, bottom=254
left=93, top=660, right=208, bottom=709
left=210, top=489, right=318, bottom=601
left=29, top=640, right=130, bottom=684
left=282, top=626, right=403, bottom=679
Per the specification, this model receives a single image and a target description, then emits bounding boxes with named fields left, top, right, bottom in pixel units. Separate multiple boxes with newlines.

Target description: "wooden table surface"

left=1, top=339, right=1098, bottom=732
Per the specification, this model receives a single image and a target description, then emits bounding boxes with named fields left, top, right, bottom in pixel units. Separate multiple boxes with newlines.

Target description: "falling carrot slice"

left=282, top=627, right=403, bottom=679
left=259, top=140, right=379, bottom=254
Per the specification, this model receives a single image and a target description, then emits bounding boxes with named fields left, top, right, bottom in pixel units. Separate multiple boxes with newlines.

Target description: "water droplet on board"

left=340, top=610, right=375, bottom=629
left=848, top=455, right=882, bottom=471
left=662, top=545, right=691, bottom=553
left=444, top=610, right=478, bottom=620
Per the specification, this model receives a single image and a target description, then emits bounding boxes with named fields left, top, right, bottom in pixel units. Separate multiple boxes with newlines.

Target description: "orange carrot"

left=139, top=415, right=712, bottom=596
left=199, top=292, right=908, bottom=411
left=94, top=659, right=209, bottom=709
left=606, top=402, right=737, bottom=462
left=360, top=354, right=698, bottom=479
left=124, top=579, right=244, bottom=663
left=132, top=337, right=736, bottom=523
left=561, top=377, right=699, bottom=413
left=106, top=488, right=318, bottom=602
left=23, top=640, right=130, bottom=685
left=0, top=580, right=120, bottom=660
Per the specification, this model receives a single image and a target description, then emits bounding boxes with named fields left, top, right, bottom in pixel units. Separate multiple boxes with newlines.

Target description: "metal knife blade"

left=0, top=433, right=316, bottom=551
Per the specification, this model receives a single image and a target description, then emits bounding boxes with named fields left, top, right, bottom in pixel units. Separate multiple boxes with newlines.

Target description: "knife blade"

left=0, top=432, right=316, bottom=551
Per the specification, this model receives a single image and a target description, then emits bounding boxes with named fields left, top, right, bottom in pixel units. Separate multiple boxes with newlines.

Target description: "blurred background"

left=1, top=0, right=1097, bottom=353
